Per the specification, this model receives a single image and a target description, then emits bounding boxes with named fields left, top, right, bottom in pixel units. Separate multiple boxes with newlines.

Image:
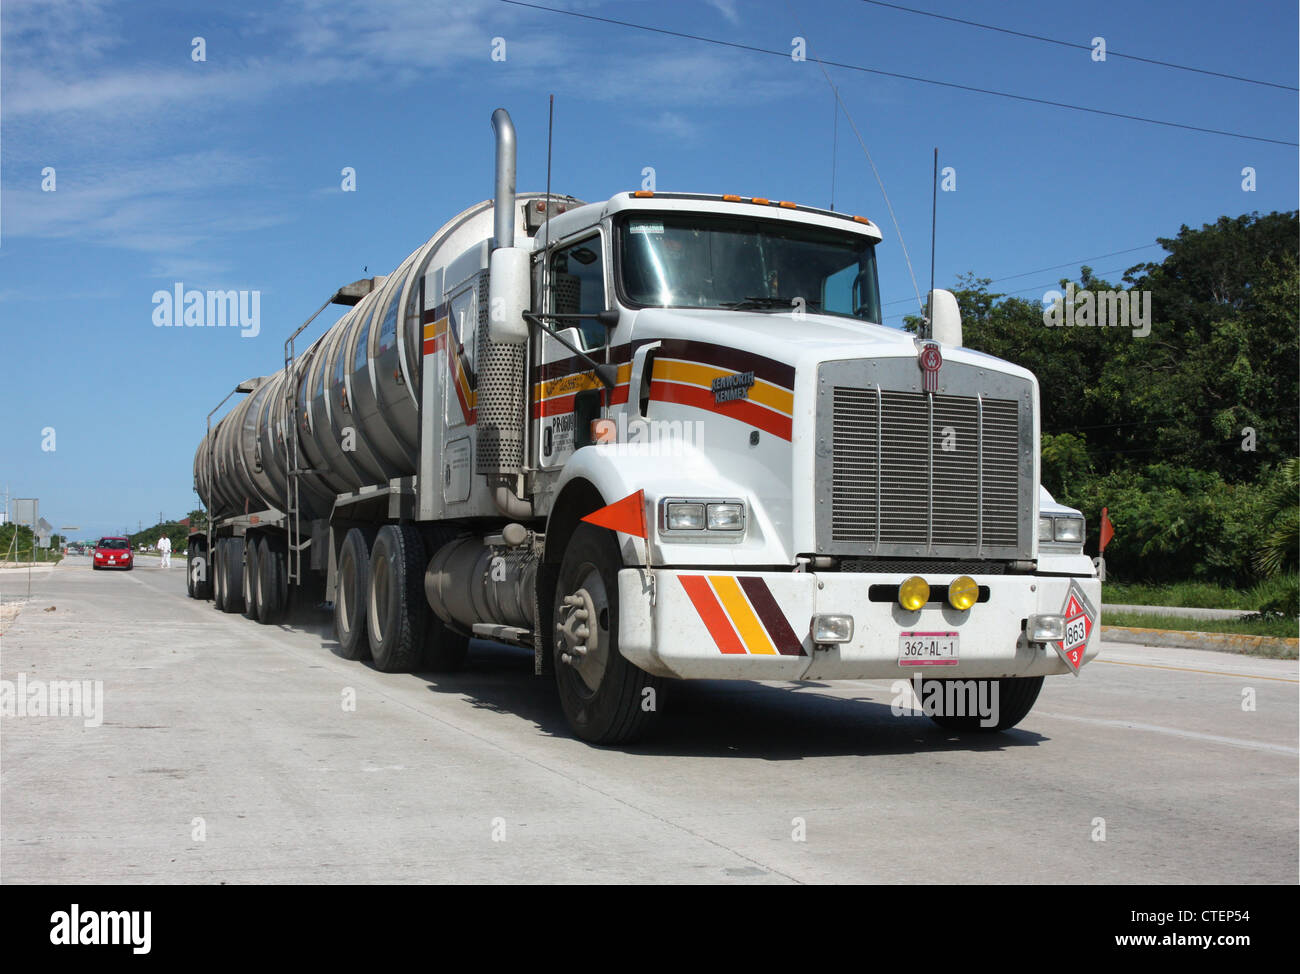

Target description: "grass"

left=1103, top=610, right=1299, bottom=640
left=1102, top=575, right=1297, bottom=612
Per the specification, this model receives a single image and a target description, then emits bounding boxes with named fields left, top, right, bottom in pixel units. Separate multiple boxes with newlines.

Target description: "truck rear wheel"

left=553, top=523, right=663, bottom=745
left=220, top=538, right=245, bottom=614
left=212, top=541, right=228, bottom=611
left=241, top=538, right=259, bottom=620
left=334, top=527, right=375, bottom=661
left=256, top=536, right=287, bottom=625
left=925, top=675, right=1044, bottom=732
left=367, top=525, right=426, bottom=673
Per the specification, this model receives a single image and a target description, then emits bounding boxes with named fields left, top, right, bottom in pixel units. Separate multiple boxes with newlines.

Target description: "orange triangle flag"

left=1099, top=507, right=1114, bottom=553
left=582, top=490, right=647, bottom=538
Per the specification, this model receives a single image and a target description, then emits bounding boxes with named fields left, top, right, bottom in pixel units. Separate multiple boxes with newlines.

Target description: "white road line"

left=1034, top=710, right=1298, bottom=755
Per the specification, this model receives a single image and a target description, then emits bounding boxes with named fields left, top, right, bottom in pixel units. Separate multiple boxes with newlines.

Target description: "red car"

left=92, top=537, right=134, bottom=571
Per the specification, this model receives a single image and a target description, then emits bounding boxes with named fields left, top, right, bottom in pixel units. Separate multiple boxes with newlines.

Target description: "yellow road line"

left=1097, top=658, right=1298, bottom=683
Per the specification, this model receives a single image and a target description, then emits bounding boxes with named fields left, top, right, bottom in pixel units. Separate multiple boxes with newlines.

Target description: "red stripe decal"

left=738, top=577, right=805, bottom=656
left=679, top=576, right=747, bottom=655
left=649, top=380, right=793, bottom=441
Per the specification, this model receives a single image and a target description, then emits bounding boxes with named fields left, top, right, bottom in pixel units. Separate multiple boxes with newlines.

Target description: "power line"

left=882, top=243, right=1163, bottom=309
left=883, top=260, right=1155, bottom=320
left=858, top=0, right=1298, bottom=93
left=498, top=0, right=1298, bottom=147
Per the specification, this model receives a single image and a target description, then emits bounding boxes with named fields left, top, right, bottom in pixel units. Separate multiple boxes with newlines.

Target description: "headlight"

left=706, top=503, right=744, bottom=531
left=1054, top=516, right=1084, bottom=543
left=1040, top=514, right=1085, bottom=546
left=659, top=497, right=747, bottom=536
left=1038, top=516, right=1054, bottom=541
left=665, top=502, right=705, bottom=530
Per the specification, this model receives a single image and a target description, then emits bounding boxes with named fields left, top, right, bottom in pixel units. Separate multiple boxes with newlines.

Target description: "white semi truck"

left=189, top=108, right=1100, bottom=743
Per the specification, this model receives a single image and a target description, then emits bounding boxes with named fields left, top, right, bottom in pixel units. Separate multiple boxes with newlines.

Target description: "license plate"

left=898, top=631, right=959, bottom=666
left=108, top=557, right=115, bottom=563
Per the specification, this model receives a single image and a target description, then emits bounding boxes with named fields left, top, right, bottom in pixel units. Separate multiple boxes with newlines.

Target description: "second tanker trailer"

left=190, top=108, right=1101, bottom=744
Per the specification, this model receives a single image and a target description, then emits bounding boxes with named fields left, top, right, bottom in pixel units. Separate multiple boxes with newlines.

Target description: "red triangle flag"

left=582, top=490, right=647, bottom=538
left=1099, top=507, right=1114, bottom=552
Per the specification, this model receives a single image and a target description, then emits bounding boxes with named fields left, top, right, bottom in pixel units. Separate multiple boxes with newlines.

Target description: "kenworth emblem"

left=712, top=370, right=756, bottom=403
left=918, top=341, right=942, bottom=393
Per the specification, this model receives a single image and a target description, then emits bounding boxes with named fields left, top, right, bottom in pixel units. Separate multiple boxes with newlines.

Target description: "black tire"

left=366, top=525, right=426, bottom=673
left=255, top=536, right=287, bottom=625
left=213, top=542, right=228, bottom=611
left=333, top=527, right=375, bottom=661
left=241, top=538, right=259, bottom=620
left=220, top=538, right=244, bottom=614
left=925, top=675, right=1045, bottom=732
left=553, top=523, right=664, bottom=745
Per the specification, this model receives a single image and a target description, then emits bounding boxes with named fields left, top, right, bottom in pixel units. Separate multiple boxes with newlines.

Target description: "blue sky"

left=1, top=0, right=1295, bottom=540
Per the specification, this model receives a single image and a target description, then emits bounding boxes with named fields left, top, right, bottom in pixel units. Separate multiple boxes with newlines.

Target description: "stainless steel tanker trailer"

left=189, top=108, right=1101, bottom=744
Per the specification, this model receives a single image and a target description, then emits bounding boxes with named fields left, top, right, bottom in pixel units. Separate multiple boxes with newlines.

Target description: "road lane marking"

left=1097, top=659, right=1298, bottom=683
left=1034, top=711, right=1298, bottom=755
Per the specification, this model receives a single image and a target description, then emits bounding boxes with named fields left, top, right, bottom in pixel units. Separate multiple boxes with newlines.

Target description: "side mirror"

left=487, top=247, right=531, bottom=343
left=928, top=288, right=962, bottom=348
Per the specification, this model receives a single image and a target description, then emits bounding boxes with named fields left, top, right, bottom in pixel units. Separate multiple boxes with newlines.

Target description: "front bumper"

left=618, top=568, right=1100, bottom=681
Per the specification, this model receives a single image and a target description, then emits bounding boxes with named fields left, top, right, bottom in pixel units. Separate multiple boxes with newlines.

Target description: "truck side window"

left=549, top=234, right=606, bottom=349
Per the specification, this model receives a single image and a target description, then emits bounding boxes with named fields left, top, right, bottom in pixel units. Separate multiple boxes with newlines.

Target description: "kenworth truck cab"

left=192, top=108, right=1100, bottom=745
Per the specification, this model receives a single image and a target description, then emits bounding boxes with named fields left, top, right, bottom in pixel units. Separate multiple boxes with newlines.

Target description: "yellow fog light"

left=948, top=575, right=979, bottom=611
left=898, top=576, right=930, bottom=611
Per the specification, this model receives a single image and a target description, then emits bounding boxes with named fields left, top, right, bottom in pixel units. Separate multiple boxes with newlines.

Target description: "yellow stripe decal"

left=709, top=575, right=778, bottom=656
left=654, top=359, right=794, bottom=415
left=534, top=363, right=633, bottom=400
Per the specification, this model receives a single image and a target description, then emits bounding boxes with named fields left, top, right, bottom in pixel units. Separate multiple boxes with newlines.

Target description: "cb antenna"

left=542, top=94, right=554, bottom=317
left=928, top=147, right=938, bottom=338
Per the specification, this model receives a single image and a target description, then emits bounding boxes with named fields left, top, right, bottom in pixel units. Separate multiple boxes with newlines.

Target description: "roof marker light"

left=750, top=197, right=770, bottom=205
left=778, top=200, right=797, bottom=208
left=722, top=194, right=742, bottom=202
left=633, top=190, right=654, bottom=198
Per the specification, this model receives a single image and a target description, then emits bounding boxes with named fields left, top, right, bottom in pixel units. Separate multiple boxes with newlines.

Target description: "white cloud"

left=704, top=0, right=741, bottom=25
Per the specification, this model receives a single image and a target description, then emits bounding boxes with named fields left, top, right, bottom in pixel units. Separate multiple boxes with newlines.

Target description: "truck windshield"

left=618, top=213, right=881, bottom=323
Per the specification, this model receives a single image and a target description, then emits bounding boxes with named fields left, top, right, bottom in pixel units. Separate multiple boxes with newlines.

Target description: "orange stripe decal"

left=679, top=575, right=747, bottom=655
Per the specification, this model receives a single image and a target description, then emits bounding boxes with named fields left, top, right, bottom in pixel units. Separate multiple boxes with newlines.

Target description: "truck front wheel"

left=924, top=675, right=1044, bottom=732
left=553, top=523, right=663, bottom=745
left=367, top=525, right=426, bottom=673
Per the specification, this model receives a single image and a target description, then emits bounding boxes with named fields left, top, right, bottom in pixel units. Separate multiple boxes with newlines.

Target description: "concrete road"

left=2, top=556, right=1296, bottom=884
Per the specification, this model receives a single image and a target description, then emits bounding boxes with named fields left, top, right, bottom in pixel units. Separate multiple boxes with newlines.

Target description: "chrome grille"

left=819, top=358, right=1031, bottom=558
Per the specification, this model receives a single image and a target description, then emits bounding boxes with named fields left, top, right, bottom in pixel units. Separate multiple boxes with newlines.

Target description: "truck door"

left=533, top=232, right=611, bottom=469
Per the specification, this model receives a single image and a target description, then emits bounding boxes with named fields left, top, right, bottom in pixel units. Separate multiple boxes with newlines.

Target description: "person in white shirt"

left=158, top=534, right=172, bottom=569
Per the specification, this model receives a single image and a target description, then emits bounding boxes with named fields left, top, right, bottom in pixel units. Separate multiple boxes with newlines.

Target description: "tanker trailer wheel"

left=924, top=675, right=1044, bottom=732
left=212, top=541, right=227, bottom=611
left=552, top=523, right=664, bottom=745
left=241, top=537, right=260, bottom=621
left=333, top=527, right=375, bottom=661
left=218, top=535, right=244, bottom=611
left=366, top=525, right=426, bottom=673
left=255, top=536, right=287, bottom=625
